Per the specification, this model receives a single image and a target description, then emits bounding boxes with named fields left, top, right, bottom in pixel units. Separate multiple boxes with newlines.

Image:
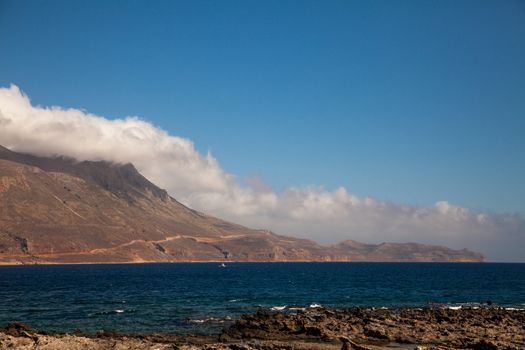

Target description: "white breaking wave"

left=447, top=306, right=462, bottom=310
left=270, top=306, right=287, bottom=311
left=188, top=316, right=232, bottom=324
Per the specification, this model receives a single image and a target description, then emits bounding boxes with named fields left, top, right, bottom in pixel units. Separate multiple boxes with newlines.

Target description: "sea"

left=1, top=262, right=524, bottom=334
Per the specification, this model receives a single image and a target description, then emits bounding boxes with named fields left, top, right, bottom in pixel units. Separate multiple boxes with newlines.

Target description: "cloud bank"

left=0, top=85, right=523, bottom=261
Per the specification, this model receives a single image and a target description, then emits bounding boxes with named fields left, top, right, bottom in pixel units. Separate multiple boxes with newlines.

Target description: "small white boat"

left=220, top=263, right=226, bottom=267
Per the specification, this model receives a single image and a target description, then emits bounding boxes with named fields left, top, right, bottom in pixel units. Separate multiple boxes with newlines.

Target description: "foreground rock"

left=2, top=307, right=524, bottom=349
left=223, top=306, right=525, bottom=349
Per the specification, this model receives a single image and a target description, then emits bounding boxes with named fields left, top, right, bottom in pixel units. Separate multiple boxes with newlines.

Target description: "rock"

left=304, top=326, right=324, bottom=337
left=228, top=344, right=252, bottom=350
left=1, top=307, right=525, bottom=349
left=394, top=335, right=417, bottom=344
left=3, top=322, right=34, bottom=338
left=471, top=339, right=498, bottom=350
left=363, top=327, right=389, bottom=340
left=339, top=337, right=374, bottom=350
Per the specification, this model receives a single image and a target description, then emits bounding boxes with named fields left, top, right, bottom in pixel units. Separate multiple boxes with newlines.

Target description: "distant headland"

left=0, top=145, right=484, bottom=265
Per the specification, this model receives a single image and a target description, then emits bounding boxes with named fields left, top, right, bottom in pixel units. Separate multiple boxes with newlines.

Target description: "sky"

left=0, top=0, right=524, bottom=261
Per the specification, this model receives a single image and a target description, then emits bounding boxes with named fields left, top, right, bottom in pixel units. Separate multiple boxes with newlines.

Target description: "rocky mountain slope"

left=0, top=145, right=484, bottom=264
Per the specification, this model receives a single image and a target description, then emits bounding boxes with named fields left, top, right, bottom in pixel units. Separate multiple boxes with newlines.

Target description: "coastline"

left=0, top=260, right=494, bottom=266
left=2, top=306, right=524, bottom=350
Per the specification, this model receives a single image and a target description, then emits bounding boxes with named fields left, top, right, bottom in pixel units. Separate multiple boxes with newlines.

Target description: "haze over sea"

left=1, top=262, right=524, bottom=334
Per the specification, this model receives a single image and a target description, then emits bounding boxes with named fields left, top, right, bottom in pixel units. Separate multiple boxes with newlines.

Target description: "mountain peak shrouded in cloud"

left=0, top=146, right=485, bottom=264
left=0, top=84, right=524, bottom=261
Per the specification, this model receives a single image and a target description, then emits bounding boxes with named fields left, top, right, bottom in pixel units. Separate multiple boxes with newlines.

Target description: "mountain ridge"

left=0, top=146, right=485, bottom=264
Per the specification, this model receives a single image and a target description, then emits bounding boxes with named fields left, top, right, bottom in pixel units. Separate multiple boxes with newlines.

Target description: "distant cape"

left=0, top=145, right=484, bottom=264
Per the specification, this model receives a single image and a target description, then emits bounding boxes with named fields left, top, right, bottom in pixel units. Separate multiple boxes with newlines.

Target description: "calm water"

left=1, top=262, right=524, bottom=333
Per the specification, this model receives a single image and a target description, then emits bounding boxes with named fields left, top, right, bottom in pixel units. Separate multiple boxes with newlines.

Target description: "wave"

left=88, top=309, right=134, bottom=316
left=188, top=316, right=233, bottom=324
left=431, top=302, right=525, bottom=311
left=270, top=306, right=287, bottom=311
left=269, top=303, right=323, bottom=312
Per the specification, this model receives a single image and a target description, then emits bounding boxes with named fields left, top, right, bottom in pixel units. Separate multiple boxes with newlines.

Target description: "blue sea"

left=1, top=262, right=524, bottom=334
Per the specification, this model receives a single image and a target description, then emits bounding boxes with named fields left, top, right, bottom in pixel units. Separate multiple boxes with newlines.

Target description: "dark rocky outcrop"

left=1, top=307, right=524, bottom=349
left=221, top=306, right=525, bottom=349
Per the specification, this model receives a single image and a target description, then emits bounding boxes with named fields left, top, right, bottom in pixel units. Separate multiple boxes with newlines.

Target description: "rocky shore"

left=1, top=307, right=524, bottom=350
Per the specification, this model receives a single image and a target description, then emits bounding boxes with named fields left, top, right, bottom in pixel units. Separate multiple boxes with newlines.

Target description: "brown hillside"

left=0, top=146, right=484, bottom=264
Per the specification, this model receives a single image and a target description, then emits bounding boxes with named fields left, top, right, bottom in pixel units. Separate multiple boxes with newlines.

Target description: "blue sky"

left=1, top=0, right=524, bottom=218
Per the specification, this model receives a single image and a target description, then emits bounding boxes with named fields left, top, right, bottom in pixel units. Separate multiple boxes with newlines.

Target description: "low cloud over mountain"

left=0, top=85, right=523, bottom=261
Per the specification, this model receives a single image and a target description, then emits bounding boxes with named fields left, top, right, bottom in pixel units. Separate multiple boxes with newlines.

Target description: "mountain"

left=332, top=240, right=483, bottom=262
left=0, top=146, right=484, bottom=264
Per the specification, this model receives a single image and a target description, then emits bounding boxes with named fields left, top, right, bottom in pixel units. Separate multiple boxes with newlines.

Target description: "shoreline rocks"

left=1, top=307, right=524, bottom=349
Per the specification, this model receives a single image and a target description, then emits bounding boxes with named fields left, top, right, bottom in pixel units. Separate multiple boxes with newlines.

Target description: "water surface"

left=1, top=262, right=524, bottom=333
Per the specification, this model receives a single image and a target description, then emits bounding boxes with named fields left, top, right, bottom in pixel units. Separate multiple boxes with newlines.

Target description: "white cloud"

left=0, top=84, right=523, bottom=261
left=0, top=85, right=232, bottom=196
